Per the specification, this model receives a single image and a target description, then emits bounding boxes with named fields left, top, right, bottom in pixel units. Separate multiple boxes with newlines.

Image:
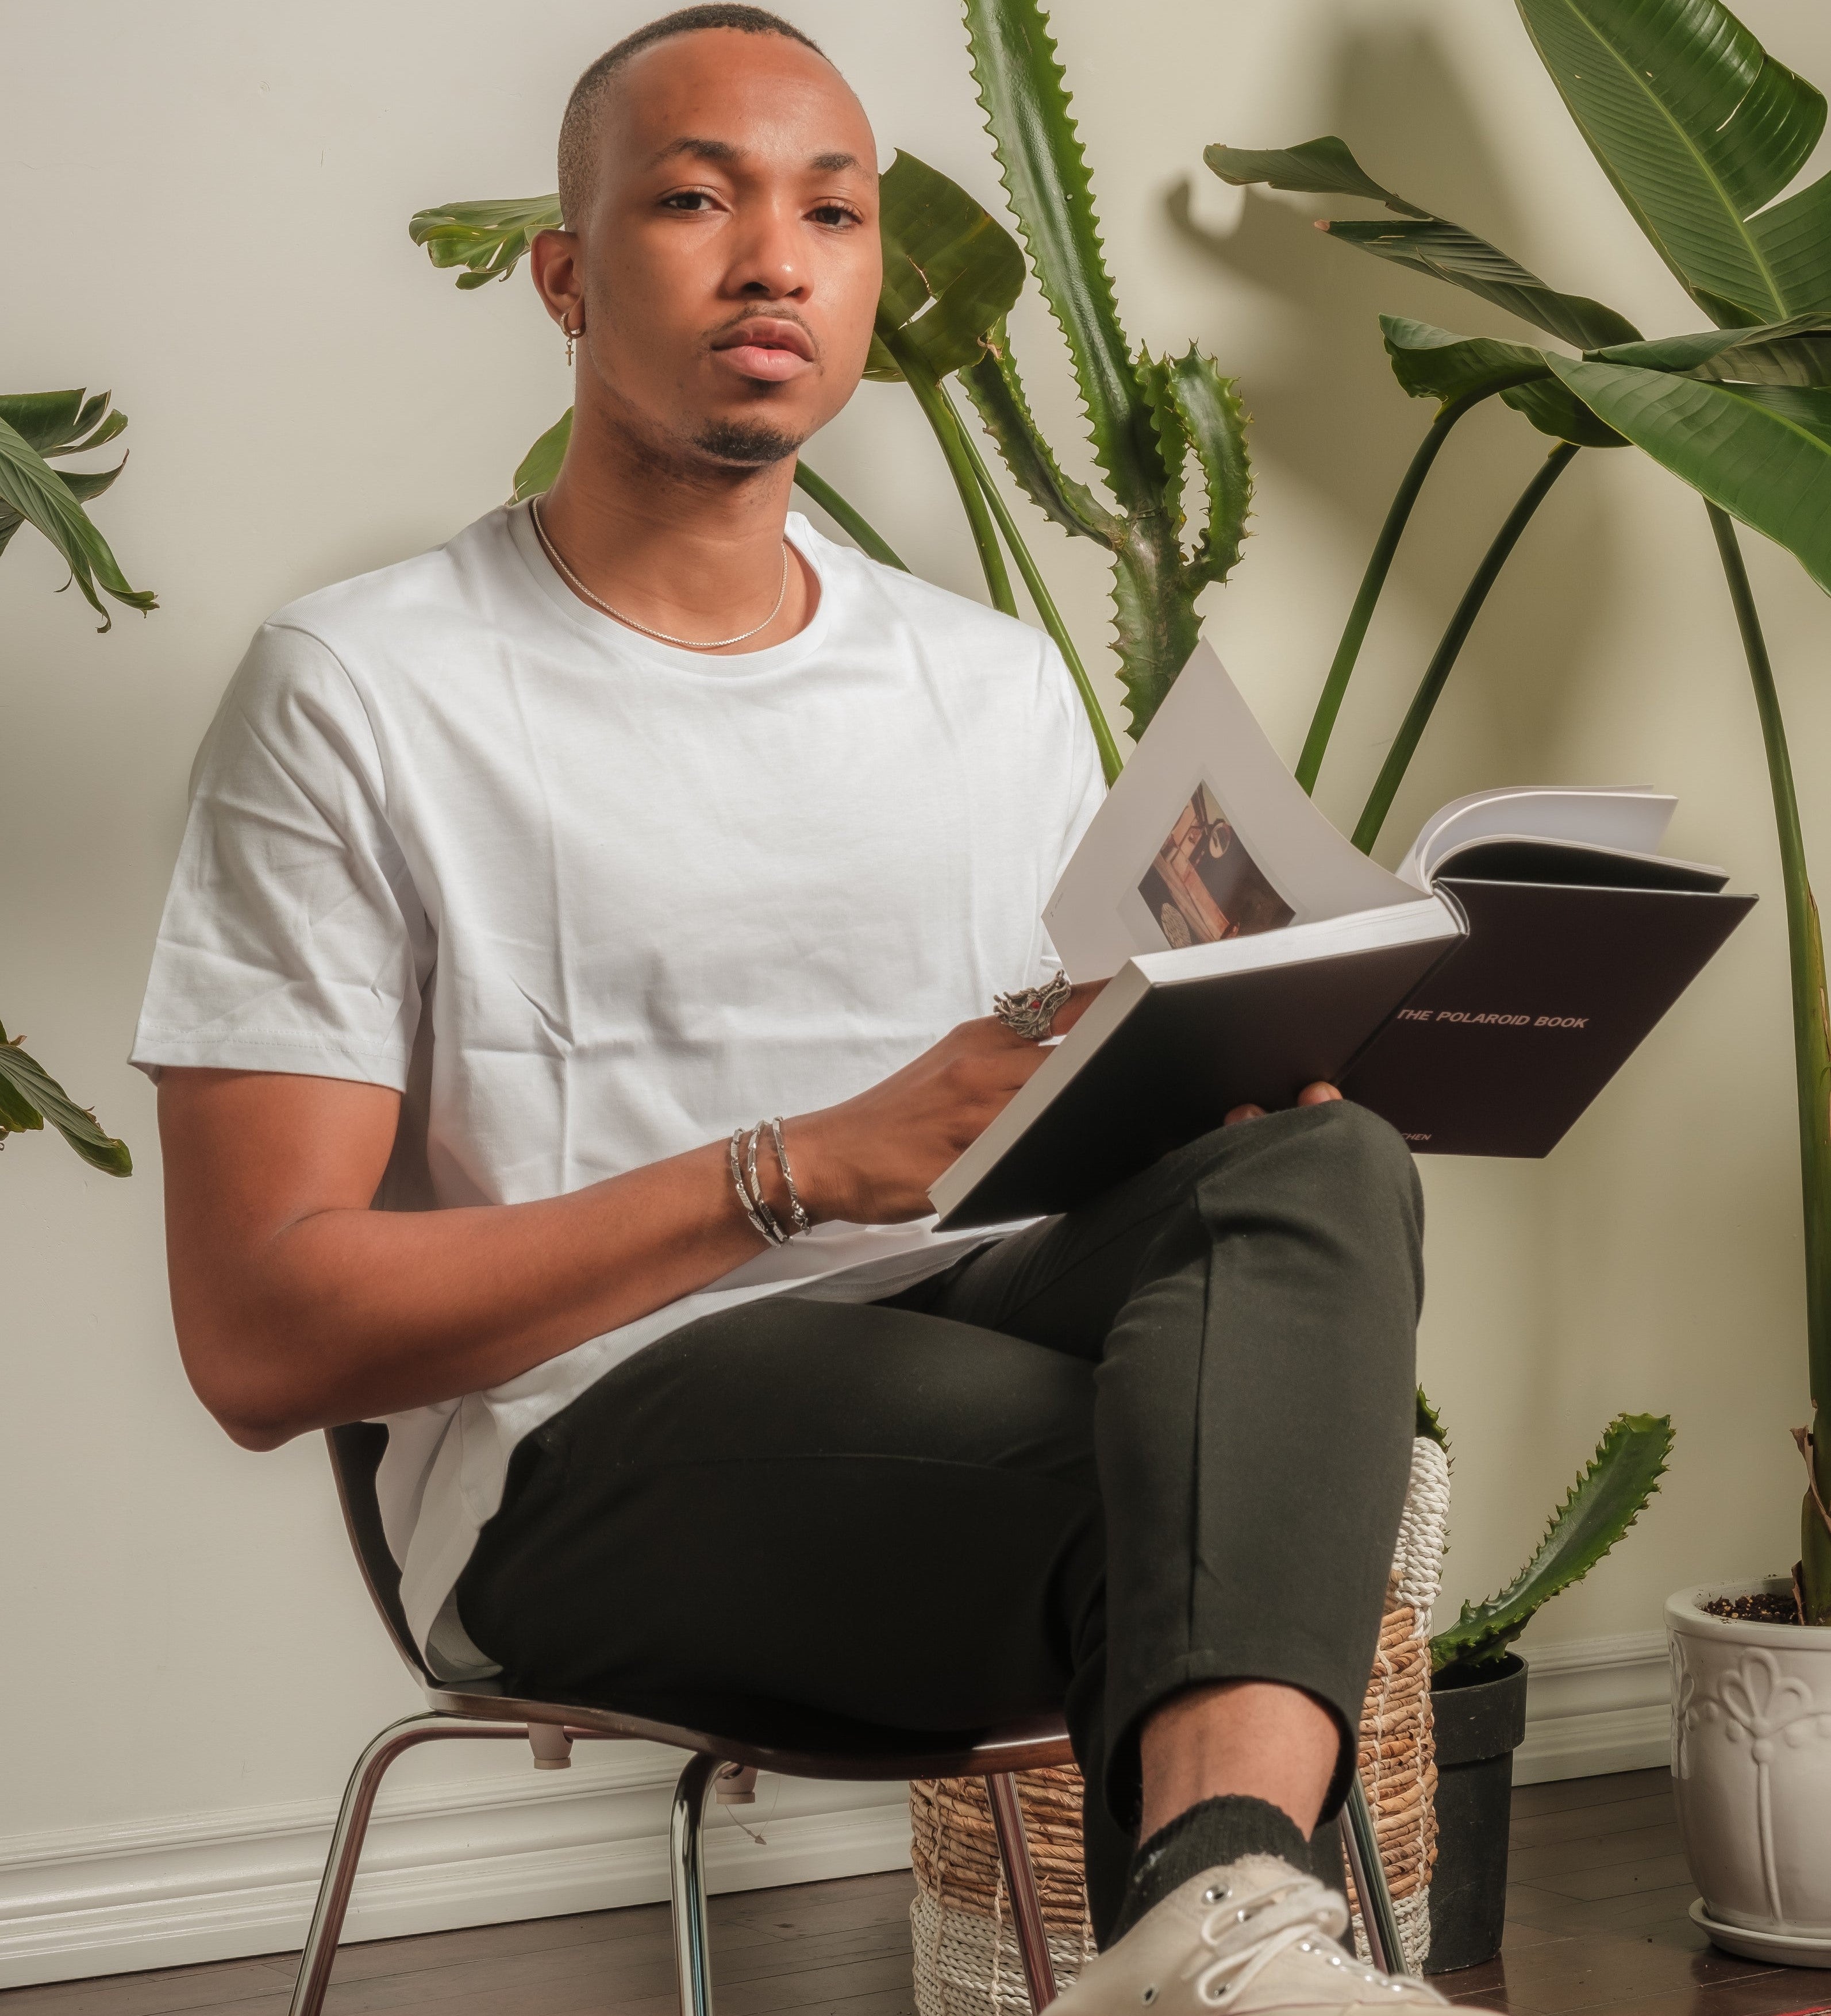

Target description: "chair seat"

left=426, top=1680, right=1074, bottom=1781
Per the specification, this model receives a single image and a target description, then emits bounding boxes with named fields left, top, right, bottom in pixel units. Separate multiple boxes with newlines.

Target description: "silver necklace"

left=530, top=498, right=790, bottom=649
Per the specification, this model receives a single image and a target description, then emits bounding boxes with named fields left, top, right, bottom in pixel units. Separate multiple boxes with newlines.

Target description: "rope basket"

left=909, top=1434, right=1451, bottom=2007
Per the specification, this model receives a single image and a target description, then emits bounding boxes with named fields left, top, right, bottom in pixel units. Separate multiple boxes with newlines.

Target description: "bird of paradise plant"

left=1209, top=0, right=1831, bottom=1622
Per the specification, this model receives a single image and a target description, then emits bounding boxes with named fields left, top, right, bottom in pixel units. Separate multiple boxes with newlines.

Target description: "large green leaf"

left=865, top=149, right=1026, bottom=383
left=1548, top=356, right=1831, bottom=589
left=0, top=390, right=130, bottom=558
left=1206, top=137, right=1641, bottom=351
left=0, top=403, right=153, bottom=626
left=1514, top=0, right=1829, bottom=324
left=1163, top=348, right=1252, bottom=589
left=1380, top=317, right=1628, bottom=445
left=513, top=409, right=572, bottom=501
left=1597, top=311, right=1831, bottom=385
left=409, top=197, right=563, bottom=288
left=963, top=0, right=1162, bottom=514
left=0, top=390, right=128, bottom=460
left=1432, top=1413, right=1674, bottom=1673
left=0, top=1021, right=131, bottom=1176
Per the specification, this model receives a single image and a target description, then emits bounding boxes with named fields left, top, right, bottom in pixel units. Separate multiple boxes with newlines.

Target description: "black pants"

left=457, top=1101, right=1424, bottom=1943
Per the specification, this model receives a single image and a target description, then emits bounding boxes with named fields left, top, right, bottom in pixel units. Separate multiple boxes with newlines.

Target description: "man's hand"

left=784, top=980, right=1105, bottom=1225
left=1225, top=1081, right=1343, bottom=1126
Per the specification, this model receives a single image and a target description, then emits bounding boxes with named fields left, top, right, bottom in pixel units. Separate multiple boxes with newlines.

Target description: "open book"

left=931, top=644, right=1753, bottom=1229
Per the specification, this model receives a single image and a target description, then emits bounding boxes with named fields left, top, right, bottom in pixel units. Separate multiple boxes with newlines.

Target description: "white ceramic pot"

left=1667, top=1576, right=1831, bottom=1968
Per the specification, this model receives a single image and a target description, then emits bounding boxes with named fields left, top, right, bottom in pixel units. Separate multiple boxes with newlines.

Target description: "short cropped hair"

left=557, top=6, right=828, bottom=226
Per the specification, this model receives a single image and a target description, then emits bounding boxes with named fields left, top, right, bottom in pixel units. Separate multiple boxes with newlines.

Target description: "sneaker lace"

left=1189, top=1871, right=1429, bottom=2005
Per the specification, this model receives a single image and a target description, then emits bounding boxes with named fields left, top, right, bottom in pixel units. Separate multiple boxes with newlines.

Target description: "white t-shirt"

left=133, top=503, right=1103, bottom=1675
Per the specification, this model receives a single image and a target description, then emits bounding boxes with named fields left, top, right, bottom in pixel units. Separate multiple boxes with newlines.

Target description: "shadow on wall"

left=1167, top=20, right=1618, bottom=826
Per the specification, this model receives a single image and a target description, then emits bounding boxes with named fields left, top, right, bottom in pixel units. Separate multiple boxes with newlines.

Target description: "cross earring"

left=563, top=314, right=584, bottom=367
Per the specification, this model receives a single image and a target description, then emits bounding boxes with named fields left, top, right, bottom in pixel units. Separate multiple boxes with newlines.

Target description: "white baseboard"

left=1513, top=1629, right=1672, bottom=1784
left=0, top=1741, right=912, bottom=1991
left=0, top=1632, right=1675, bottom=1990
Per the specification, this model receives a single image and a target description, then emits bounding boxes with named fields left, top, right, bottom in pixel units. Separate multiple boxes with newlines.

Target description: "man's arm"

left=160, top=992, right=1102, bottom=1451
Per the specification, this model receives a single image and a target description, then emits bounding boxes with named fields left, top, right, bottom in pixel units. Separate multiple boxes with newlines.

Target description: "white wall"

left=5, top=0, right=1829, bottom=1983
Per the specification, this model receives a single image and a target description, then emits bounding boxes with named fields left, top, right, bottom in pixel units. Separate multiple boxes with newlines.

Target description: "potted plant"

left=1420, top=1407, right=1672, bottom=1972
left=0, top=386, right=149, bottom=1174
left=1205, top=0, right=1831, bottom=1963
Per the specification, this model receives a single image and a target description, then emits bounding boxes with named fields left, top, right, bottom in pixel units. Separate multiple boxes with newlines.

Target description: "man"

left=137, top=9, right=1441, bottom=2009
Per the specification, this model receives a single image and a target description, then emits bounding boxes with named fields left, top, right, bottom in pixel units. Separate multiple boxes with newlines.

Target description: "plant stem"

left=1297, top=390, right=1488, bottom=795
left=886, top=335, right=1017, bottom=618
left=1353, top=444, right=1580, bottom=855
left=1706, top=504, right=1831, bottom=1622
left=791, top=464, right=910, bottom=572
left=946, top=388, right=1123, bottom=786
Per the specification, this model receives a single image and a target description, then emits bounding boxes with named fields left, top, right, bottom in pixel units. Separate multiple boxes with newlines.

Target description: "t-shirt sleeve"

left=130, top=621, right=433, bottom=1088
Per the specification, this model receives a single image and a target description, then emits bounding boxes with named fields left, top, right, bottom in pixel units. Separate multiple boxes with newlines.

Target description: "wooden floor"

left=5, top=1771, right=1826, bottom=2016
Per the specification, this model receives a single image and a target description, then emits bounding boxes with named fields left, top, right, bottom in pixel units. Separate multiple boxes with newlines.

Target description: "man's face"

left=558, top=31, right=882, bottom=469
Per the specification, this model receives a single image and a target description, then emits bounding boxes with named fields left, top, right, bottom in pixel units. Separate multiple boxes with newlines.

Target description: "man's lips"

left=711, top=318, right=817, bottom=383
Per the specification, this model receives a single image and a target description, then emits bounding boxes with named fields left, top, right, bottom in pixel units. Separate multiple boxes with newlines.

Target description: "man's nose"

left=728, top=201, right=810, bottom=298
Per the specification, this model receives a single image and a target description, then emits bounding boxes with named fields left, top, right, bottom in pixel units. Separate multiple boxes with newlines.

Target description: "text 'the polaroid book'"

left=930, top=644, right=1754, bottom=1229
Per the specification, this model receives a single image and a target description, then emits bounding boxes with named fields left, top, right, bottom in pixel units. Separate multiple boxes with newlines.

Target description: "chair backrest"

left=325, top=1422, right=433, bottom=1684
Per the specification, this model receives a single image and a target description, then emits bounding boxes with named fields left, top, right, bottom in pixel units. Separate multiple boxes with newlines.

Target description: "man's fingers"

left=1228, top=1083, right=1340, bottom=1125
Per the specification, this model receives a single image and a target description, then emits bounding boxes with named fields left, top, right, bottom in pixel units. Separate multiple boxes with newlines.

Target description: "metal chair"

left=290, top=1422, right=1407, bottom=2016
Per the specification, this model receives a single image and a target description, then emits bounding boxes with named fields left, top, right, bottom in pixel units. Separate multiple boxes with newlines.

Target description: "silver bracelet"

left=744, top=1124, right=788, bottom=1245
left=729, top=1127, right=786, bottom=1246
left=767, top=1117, right=811, bottom=1234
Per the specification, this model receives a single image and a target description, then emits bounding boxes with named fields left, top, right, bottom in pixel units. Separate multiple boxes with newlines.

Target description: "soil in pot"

left=1425, top=1653, right=1529, bottom=1975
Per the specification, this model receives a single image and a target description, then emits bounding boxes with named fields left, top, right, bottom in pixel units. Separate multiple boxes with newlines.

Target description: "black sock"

left=1109, top=1795, right=1312, bottom=1944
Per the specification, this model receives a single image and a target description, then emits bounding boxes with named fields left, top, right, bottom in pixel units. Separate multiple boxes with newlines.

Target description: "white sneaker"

left=1050, top=1857, right=1448, bottom=2013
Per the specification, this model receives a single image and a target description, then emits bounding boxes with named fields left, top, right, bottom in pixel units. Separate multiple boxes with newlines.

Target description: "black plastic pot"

left=1424, top=1653, right=1529, bottom=1975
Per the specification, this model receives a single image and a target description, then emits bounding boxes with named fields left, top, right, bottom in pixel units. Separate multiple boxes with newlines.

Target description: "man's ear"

left=529, top=228, right=584, bottom=334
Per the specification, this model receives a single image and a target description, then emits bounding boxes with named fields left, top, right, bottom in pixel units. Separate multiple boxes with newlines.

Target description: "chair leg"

left=289, top=1714, right=532, bottom=2016
left=669, top=1752, right=724, bottom=2016
left=1338, top=1772, right=1407, bottom=1977
left=987, top=1772, right=1057, bottom=2013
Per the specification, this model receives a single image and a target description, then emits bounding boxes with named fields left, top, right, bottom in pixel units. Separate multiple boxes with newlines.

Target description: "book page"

left=1397, top=786, right=1677, bottom=890
left=1043, top=642, right=1417, bottom=980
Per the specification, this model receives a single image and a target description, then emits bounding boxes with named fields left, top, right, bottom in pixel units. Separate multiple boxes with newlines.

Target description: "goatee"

left=694, top=418, right=802, bottom=467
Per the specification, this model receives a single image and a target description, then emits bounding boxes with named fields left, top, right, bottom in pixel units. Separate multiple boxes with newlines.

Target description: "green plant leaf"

left=0, top=405, right=153, bottom=628
left=513, top=409, right=572, bottom=501
left=867, top=149, right=1027, bottom=383
left=963, top=0, right=1163, bottom=514
left=1206, top=137, right=1640, bottom=351
left=0, top=1022, right=131, bottom=1175
left=1547, top=356, right=1831, bottom=589
left=961, top=337, right=1117, bottom=544
left=1596, top=311, right=1831, bottom=385
left=1415, top=1388, right=1449, bottom=1451
left=409, top=196, right=563, bottom=287
left=1379, top=317, right=1626, bottom=446
left=1163, top=348, right=1252, bottom=589
left=1431, top=1412, right=1674, bottom=1673
left=1380, top=317, right=1554, bottom=406
left=1514, top=0, right=1828, bottom=324
left=0, top=390, right=128, bottom=459
left=1204, top=137, right=1411, bottom=210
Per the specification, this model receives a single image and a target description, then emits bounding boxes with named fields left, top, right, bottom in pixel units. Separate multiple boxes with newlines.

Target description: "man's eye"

left=810, top=203, right=860, bottom=228
left=661, top=191, right=713, bottom=211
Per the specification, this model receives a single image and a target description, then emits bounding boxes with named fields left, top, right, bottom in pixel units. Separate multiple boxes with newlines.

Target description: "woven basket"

left=909, top=1435, right=1451, bottom=2007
